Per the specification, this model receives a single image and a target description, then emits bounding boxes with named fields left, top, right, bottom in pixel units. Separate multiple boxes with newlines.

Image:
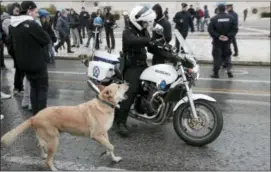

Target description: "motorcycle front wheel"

left=173, top=100, right=223, bottom=146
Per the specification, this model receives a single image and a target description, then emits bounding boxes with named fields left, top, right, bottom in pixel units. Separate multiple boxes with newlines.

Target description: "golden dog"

left=1, top=83, right=129, bottom=171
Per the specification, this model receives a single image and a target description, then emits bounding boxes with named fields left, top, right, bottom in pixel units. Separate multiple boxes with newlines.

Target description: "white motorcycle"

left=86, top=26, right=223, bottom=146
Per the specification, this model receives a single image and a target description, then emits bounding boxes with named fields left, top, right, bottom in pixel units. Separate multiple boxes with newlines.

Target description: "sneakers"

left=1, top=114, right=4, bottom=120
left=1, top=92, right=12, bottom=100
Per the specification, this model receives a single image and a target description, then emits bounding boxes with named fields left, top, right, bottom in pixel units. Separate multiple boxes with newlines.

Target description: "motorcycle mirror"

left=153, top=23, right=164, bottom=35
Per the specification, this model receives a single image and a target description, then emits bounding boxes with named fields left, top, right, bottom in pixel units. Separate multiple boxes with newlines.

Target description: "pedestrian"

left=188, top=5, right=196, bottom=23
left=195, top=7, right=204, bottom=32
left=39, top=9, right=57, bottom=64
left=201, top=5, right=210, bottom=32
left=104, top=7, right=116, bottom=51
left=8, top=1, right=51, bottom=115
left=1, top=3, right=25, bottom=96
left=114, top=5, right=154, bottom=137
left=92, top=15, right=103, bottom=50
left=164, top=8, right=169, bottom=20
left=227, top=3, right=239, bottom=57
left=85, top=12, right=96, bottom=47
left=54, top=9, right=74, bottom=53
left=173, top=3, right=194, bottom=53
left=97, top=9, right=104, bottom=44
left=79, top=7, right=90, bottom=38
left=208, top=3, right=238, bottom=78
left=151, top=3, right=172, bottom=65
left=70, top=8, right=80, bottom=48
left=243, top=9, right=248, bottom=23
left=53, top=11, right=61, bottom=30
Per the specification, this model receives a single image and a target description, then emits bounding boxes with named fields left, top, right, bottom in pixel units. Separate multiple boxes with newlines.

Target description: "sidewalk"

left=4, top=37, right=270, bottom=66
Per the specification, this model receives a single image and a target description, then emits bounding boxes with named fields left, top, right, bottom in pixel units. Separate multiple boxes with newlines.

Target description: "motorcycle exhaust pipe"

left=87, top=79, right=100, bottom=94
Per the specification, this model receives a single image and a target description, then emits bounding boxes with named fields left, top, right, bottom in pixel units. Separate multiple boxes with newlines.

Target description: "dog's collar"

left=96, top=96, right=116, bottom=109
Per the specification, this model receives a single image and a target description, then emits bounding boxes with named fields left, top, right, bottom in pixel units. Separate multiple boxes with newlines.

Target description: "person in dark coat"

left=151, top=3, right=172, bottom=65
left=188, top=5, right=196, bottom=21
left=39, top=11, right=57, bottom=63
left=1, top=3, right=24, bottom=95
left=104, top=7, right=116, bottom=50
left=8, top=1, right=51, bottom=115
left=79, top=7, right=90, bottom=38
left=227, top=3, right=239, bottom=56
left=54, top=9, right=74, bottom=53
left=173, top=3, right=194, bottom=53
left=164, top=8, right=169, bottom=20
left=208, top=4, right=238, bottom=78
left=70, top=9, right=80, bottom=47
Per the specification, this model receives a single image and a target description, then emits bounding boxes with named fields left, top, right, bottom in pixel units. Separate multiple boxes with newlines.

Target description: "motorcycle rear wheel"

left=173, top=100, right=223, bottom=146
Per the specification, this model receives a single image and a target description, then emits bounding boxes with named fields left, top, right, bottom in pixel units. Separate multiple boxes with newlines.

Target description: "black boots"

left=116, top=122, right=129, bottom=137
left=210, top=72, right=219, bottom=78
left=227, top=72, right=234, bottom=78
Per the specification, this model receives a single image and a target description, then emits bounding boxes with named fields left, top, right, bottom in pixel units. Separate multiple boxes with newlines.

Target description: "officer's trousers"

left=115, top=66, right=146, bottom=123
left=212, top=42, right=232, bottom=73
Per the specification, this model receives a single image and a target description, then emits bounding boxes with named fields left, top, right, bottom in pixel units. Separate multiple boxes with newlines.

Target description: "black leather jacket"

left=122, top=23, right=150, bottom=66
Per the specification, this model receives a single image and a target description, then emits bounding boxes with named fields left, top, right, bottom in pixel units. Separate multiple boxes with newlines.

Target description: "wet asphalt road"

left=1, top=59, right=270, bottom=171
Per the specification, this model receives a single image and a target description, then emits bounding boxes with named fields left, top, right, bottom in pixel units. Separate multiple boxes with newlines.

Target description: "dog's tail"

left=1, top=119, right=32, bottom=146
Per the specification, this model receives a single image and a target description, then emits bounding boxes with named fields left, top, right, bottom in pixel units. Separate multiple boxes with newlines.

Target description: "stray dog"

left=1, top=83, right=129, bottom=171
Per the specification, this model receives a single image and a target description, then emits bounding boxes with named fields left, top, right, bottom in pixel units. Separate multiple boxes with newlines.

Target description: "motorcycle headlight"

left=192, top=64, right=200, bottom=80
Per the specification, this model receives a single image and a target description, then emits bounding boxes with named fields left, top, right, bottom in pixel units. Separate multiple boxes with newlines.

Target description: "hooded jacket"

left=56, top=15, right=70, bottom=37
left=8, top=15, right=50, bottom=73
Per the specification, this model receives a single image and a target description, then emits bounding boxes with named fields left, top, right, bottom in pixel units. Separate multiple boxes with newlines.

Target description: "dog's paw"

left=50, top=166, right=58, bottom=171
left=112, top=156, right=122, bottom=163
left=41, top=153, right=48, bottom=159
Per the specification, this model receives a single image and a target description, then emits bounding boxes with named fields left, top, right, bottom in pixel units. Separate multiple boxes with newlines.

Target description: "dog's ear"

left=97, top=85, right=105, bottom=92
left=104, top=89, right=113, bottom=98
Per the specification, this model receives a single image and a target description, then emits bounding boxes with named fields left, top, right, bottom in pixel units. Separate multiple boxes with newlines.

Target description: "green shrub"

left=261, top=12, right=271, bottom=18
left=0, top=4, right=7, bottom=13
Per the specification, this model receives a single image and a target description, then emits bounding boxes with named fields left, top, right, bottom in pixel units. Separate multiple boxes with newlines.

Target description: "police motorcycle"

left=86, top=25, right=223, bottom=146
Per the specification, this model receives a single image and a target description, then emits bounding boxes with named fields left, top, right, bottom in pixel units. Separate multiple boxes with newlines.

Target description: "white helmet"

left=129, top=5, right=156, bottom=31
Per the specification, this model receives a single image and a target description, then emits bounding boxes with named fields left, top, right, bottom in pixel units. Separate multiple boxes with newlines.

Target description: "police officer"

left=173, top=3, right=194, bottom=53
left=226, top=3, right=239, bottom=57
left=114, top=5, right=155, bottom=137
left=208, top=4, right=238, bottom=78
left=151, top=3, right=172, bottom=65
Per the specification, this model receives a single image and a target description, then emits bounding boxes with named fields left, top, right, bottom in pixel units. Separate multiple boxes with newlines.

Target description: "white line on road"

left=1, top=155, right=124, bottom=171
left=48, top=70, right=270, bottom=84
left=195, top=90, right=270, bottom=97
left=223, top=99, right=270, bottom=106
left=239, top=26, right=270, bottom=34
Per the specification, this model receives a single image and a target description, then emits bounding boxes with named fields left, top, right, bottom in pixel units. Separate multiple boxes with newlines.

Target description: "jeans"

left=48, top=41, right=55, bottom=63
left=0, top=43, right=5, bottom=67
left=196, top=18, right=203, bottom=31
left=55, top=34, right=72, bottom=52
left=14, top=65, right=25, bottom=92
left=21, top=77, right=31, bottom=107
left=71, top=28, right=80, bottom=46
left=26, top=70, right=48, bottom=115
left=201, top=18, right=209, bottom=32
left=105, top=28, right=115, bottom=49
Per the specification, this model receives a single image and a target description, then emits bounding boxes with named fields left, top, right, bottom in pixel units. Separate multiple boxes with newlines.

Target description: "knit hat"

left=20, top=1, right=37, bottom=14
left=182, top=3, right=188, bottom=8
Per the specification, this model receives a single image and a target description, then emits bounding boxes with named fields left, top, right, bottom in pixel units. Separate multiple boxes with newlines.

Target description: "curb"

left=5, top=55, right=269, bottom=66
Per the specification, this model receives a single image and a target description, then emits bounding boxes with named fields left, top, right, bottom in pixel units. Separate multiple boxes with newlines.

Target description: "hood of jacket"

left=1, top=12, right=11, bottom=21
left=10, top=15, right=34, bottom=27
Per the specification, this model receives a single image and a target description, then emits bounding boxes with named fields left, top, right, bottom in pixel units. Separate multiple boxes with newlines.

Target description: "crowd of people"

left=0, top=1, right=238, bottom=138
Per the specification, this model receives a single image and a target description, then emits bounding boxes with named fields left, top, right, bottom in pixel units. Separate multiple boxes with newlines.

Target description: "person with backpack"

left=195, top=7, right=204, bottom=32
